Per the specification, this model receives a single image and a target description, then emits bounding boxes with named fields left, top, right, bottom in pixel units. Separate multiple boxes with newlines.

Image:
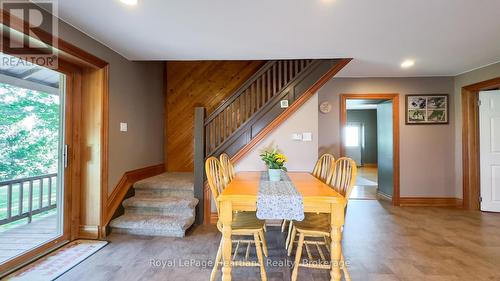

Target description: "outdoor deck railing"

left=0, top=173, right=58, bottom=225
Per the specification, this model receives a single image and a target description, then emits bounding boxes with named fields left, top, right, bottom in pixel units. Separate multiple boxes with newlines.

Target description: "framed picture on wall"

left=406, top=94, right=449, bottom=124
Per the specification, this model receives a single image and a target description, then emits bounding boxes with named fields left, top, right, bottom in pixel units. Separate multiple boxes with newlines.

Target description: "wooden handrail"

left=205, top=61, right=276, bottom=124
left=230, top=58, right=352, bottom=164
left=203, top=59, right=316, bottom=156
left=193, top=58, right=352, bottom=224
left=206, top=60, right=322, bottom=157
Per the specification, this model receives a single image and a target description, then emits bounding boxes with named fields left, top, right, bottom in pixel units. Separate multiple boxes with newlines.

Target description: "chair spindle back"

left=328, top=157, right=357, bottom=199
left=312, top=154, right=336, bottom=183
left=205, top=157, right=227, bottom=214
left=219, top=153, right=235, bottom=184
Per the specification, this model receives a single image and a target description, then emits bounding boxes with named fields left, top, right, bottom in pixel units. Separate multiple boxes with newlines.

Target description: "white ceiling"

left=58, top=0, right=500, bottom=77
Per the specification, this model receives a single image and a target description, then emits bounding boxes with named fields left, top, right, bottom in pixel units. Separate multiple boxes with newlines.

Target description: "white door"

left=480, top=90, right=500, bottom=212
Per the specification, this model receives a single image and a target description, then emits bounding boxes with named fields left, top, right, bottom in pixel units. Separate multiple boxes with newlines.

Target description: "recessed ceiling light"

left=401, top=59, right=415, bottom=68
left=120, top=0, right=137, bottom=6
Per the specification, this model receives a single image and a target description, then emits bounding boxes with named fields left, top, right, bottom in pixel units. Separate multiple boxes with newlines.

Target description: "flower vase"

left=268, top=168, right=282, bottom=182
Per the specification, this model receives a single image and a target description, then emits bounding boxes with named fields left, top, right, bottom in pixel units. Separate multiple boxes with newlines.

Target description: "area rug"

left=4, top=240, right=108, bottom=281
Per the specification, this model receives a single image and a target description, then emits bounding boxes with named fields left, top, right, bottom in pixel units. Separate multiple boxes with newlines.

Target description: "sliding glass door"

left=0, top=53, right=68, bottom=270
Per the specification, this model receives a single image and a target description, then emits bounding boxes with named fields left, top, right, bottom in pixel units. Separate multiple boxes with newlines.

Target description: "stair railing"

left=193, top=59, right=349, bottom=224
left=203, top=59, right=314, bottom=157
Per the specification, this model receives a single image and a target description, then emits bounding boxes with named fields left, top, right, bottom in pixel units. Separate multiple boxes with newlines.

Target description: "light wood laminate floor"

left=351, top=167, right=378, bottom=200
left=57, top=201, right=500, bottom=281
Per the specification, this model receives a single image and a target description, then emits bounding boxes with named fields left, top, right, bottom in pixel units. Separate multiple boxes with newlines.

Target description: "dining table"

left=217, top=171, right=347, bottom=281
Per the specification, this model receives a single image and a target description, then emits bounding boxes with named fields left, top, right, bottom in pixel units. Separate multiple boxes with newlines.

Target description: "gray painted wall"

left=377, top=102, right=393, bottom=196
left=318, top=77, right=455, bottom=197
left=56, top=20, right=165, bottom=193
left=346, top=109, right=378, bottom=165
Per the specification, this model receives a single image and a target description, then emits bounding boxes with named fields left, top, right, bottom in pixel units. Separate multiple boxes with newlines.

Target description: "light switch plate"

left=302, top=132, right=312, bottom=141
left=292, top=133, right=302, bottom=141
left=120, top=122, right=128, bottom=132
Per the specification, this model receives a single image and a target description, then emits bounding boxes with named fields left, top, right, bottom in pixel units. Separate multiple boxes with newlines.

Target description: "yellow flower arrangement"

left=260, top=148, right=288, bottom=171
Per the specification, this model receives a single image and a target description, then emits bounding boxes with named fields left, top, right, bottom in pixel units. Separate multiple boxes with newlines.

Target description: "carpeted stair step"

left=123, top=197, right=198, bottom=217
left=109, top=214, right=195, bottom=238
left=133, top=172, right=194, bottom=198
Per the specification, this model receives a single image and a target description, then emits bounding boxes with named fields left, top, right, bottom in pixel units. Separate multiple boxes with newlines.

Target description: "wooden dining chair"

left=205, top=157, right=268, bottom=281
left=283, top=153, right=335, bottom=233
left=282, top=153, right=336, bottom=248
left=312, top=153, right=336, bottom=182
left=288, top=157, right=357, bottom=281
left=219, top=153, right=236, bottom=185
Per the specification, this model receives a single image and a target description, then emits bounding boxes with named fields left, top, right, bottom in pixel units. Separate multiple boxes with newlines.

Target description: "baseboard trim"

left=78, top=225, right=100, bottom=239
left=399, top=197, right=463, bottom=207
left=363, top=163, right=378, bottom=168
left=376, top=190, right=392, bottom=202
left=105, top=164, right=165, bottom=226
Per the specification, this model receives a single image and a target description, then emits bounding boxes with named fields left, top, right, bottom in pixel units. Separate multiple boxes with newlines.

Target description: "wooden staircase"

left=193, top=58, right=351, bottom=224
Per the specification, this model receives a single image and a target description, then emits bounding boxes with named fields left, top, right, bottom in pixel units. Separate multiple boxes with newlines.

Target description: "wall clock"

left=319, top=101, right=332, bottom=113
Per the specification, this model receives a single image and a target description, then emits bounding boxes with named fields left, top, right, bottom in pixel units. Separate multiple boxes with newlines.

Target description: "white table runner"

left=256, top=172, right=304, bottom=221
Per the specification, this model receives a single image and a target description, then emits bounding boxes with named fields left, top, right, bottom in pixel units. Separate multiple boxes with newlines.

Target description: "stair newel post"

left=194, top=107, right=206, bottom=225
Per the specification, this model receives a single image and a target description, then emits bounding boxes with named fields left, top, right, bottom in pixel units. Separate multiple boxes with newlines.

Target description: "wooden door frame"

left=340, top=93, right=400, bottom=206
left=461, top=77, right=500, bottom=210
left=0, top=11, right=109, bottom=276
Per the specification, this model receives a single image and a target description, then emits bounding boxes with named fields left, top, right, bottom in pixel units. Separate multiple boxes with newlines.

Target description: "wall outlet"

left=120, top=122, right=128, bottom=132
left=302, top=132, right=312, bottom=142
left=292, top=133, right=302, bottom=141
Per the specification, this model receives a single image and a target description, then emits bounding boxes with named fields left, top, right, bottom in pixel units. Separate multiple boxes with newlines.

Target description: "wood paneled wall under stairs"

left=165, top=61, right=264, bottom=172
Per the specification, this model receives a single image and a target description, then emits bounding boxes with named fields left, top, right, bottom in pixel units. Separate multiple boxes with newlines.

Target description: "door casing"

left=0, top=12, right=110, bottom=276
left=462, top=77, right=500, bottom=210
left=340, top=93, right=400, bottom=205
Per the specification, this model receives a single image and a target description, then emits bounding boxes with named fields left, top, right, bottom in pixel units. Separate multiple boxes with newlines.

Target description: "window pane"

left=345, top=126, right=359, bottom=147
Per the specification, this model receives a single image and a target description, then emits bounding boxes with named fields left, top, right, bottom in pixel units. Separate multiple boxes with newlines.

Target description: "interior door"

left=377, top=101, right=393, bottom=197
left=480, top=90, right=500, bottom=212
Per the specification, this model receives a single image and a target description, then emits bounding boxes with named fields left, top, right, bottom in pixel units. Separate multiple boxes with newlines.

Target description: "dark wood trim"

left=461, top=77, right=500, bottom=210
left=399, top=197, right=463, bottom=207
left=99, top=66, right=110, bottom=236
left=405, top=94, right=450, bottom=125
left=193, top=107, right=206, bottom=225
left=0, top=9, right=108, bottom=68
left=104, top=164, right=165, bottom=226
left=205, top=61, right=276, bottom=123
left=210, top=212, right=219, bottom=225
left=203, top=183, right=214, bottom=225
left=231, top=58, right=352, bottom=164
left=0, top=8, right=111, bottom=274
left=0, top=236, right=69, bottom=277
left=339, top=93, right=400, bottom=206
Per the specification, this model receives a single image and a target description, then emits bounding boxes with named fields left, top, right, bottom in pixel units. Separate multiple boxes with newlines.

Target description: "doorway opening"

left=340, top=94, right=400, bottom=205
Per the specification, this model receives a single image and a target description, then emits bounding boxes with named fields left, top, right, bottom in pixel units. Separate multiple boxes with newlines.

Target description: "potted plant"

left=260, top=148, right=288, bottom=181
